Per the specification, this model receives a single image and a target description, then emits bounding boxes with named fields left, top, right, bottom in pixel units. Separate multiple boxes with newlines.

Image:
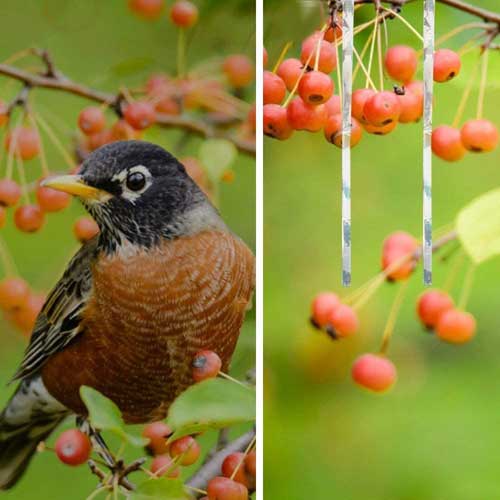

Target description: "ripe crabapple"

left=328, top=303, right=359, bottom=337
left=417, top=289, right=454, bottom=329
left=123, top=101, right=156, bottom=130
left=397, top=89, right=423, bottom=123
left=73, top=216, right=99, bottom=243
left=433, top=49, right=461, bottom=82
left=78, top=107, right=106, bottom=135
left=460, top=119, right=499, bottom=153
left=323, top=16, right=343, bottom=42
left=222, top=452, right=254, bottom=489
left=300, top=33, right=337, bottom=73
left=55, top=429, right=91, bottom=466
left=298, top=70, right=334, bottom=105
left=311, top=292, right=340, bottom=327
left=36, top=183, right=71, bottom=212
left=287, top=97, right=327, bottom=132
left=245, top=451, right=256, bottom=478
left=263, top=71, right=286, bottom=105
left=431, top=126, right=466, bottom=162
left=0, top=101, right=8, bottom=127
left=155, top=97, right=181, bottom=115
left=170, top=1, right=199, bottom=28
left=169, top=435, right=201, bottom=466
left=263, top=104, right=293, bottom=140
left=351, top=88, right=376, bottom=123
left=143, top=421, right=173, bottom=455
left=128, top=0, right=164, bottom=19
left=363, top=121, right=397, bottom=135
left=324, top=94, right=341, bottom=116
left=324, top=114, right=362, bottom=148
left=86, top=129, right=113, bottom=151
left=150, top=455, right=180, bottom=478
left=384, top=45, right=418, bottom=83
left=0, top=179, right=22, bottom=207
left=263, top=47, right=268, bottom=68
left=5, top=127, right=41, bottom=160
left=436, top=309, right=476, bottom=344
left=111, top=119, right=142, bottom=141
left=381, top=231, right=418, bottom=280
left=223, top=55, right=254, bottom=88
left=207, top=476, right=249, bottom=500
left=0, top=277, right=30, bottom=310
left=0, top=207, right=5, bottom=229
left=277, top=58, right=303, bottom=92
left=14, top=205, right=45, bottom=233
left=363, top=91, right=401, bottom=126
left=351, top=353, right=397, bottom=392
left=8, top=292, right=45, bottom=334
left=192, top=350, right=222, bottom=382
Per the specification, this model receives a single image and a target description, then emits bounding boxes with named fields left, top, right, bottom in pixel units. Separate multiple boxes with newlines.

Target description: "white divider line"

left=423, top=0, right=435, bottom=285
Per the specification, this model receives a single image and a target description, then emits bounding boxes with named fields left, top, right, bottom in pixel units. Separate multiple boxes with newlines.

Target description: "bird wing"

left=10, top=237, right=97, bottom=383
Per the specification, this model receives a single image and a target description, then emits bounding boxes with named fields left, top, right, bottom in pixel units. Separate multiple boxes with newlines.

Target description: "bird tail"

left=0, top=377, right=68, bottom=490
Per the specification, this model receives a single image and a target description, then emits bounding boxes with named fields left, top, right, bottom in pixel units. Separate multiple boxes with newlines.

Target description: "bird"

left=0, top=140, right=255, bottom=489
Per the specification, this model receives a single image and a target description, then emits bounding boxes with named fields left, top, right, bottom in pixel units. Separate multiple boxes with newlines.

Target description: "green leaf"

left=80, top=386, right=147, bottom=447
left=199, top=138, right=237, bottom=181
left=167, top=378, right=255, bottom=440
left=130, top=478, right=192, bottom=500
left=456, top=188, right=500, bottom=264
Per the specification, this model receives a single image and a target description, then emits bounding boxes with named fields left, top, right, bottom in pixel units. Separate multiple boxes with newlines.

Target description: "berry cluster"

left=310, top=292, right=359, bottom=339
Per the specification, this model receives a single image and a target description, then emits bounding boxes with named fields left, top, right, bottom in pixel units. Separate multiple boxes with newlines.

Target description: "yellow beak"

left=41, top=175, right=107, bottom=200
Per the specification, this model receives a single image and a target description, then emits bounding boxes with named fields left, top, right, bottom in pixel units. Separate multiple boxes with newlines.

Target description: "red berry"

left=352, top=354, right=397, bottom=392
left=146, top=73, right=171, bottom=95
left=150, top=455, right=180, bottom=478
left=245, top=451, right=256, bottom=478
left=384, top=45, right=418, bottom=83
left=363, top=121, right=397, bottom=135
left=381, top=231, right=418, bottom=280
left=155, top=97, right=181, bottom=115
left=417, top=289, right=454, bottom=329
left=263, top=47, right=268, bottom=68
left=223, top=55, right=254, bottom=88
left=328, top=304, right=359, bottom=337
left=351, top=88, right=376, bottom=124
left=0, top=179, right=22, bottom=207
left=263, top=71, right=286, bottom=105
left=263, top=104, right=293, bottom=140
left=143, top=422, right=173, bottom=455
left=169, top=435, right=201, bottom=466
left=192, top=350, right=222, bottom=382
left=460, top=119, right=499, bottom=153
left=14, top=205, right=45, bottom=233
left=431, top=125, right=466, bottom=161
left=277, top=58, right=303, bottom=92
left=301, top=33, right=337, bottom=73
left=311, top=292, right=340, bottom=327
left=436, top=309, right=476, bottom=344
left=323, top=16, right=343, bottom=42
left=397, top=89, right=423, bottom=123
left=222, top=452, right=254, bottom=489
left=170, top=1, right=199, bottom=28
left=0, top=277, right=30, bottom=310
left=86, top=129, right=113, bottom=151
left=128, top=0, right=164, bottom=19
left=0, top=207, right=6, bottom=229
left=406, top=80, right=423, bottom=97
left=363, top=91, right=401, bottom=126
left=36, top=183, right=71, bottom=213
left=8, top=292, right=45, bottom=335
left=298, top=71, right=334, bottom=105
left=324, top=114, right=362, bottom=148
left=287, top=97, right=327, bottom=132
left=123, top=101, right=156, bottom=130
left=74, top=216, right=99, bottom=243
left=207, top=476, right=249, bottom=500
left=5, top=127, right=40, bottom=160
left=324, top=94, right=341, bottom=116
left=0, top=101, right=8, bottom=128
left=111, top=120, right=142, bottom=141
left=78, top=107, right=106, bottom=135
left=55, top=429, right=91, bottom=466
left=433, top=49, right=461, bottom=82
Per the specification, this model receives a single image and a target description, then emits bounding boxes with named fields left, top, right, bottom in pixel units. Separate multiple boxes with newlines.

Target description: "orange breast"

left=42, top=230, right=255, bottom=423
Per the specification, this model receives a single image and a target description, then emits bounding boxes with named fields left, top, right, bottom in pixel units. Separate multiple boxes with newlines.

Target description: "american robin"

left=0, top=140, right=255, bottom=489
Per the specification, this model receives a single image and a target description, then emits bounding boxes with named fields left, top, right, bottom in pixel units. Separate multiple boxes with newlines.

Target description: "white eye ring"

left=112, top=165, right=152, bottom=201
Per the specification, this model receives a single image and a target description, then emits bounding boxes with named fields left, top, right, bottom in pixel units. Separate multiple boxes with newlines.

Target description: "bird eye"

left=126, top=171, right=146, bottom=191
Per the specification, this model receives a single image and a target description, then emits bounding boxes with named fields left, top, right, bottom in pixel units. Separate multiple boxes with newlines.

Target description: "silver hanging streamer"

left=423, top=0, right=435, bottom=284
left=341, top=0, right=354, bottom=286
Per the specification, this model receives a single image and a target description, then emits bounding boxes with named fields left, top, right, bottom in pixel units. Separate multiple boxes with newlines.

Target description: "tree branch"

left=0, top=60, right=255, bottom=157
left=186, top=429, right=255, bottom=496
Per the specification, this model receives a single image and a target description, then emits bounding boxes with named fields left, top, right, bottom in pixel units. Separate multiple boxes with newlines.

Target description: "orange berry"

left=287, top=97, right=327, bottom=132
left=363, top=121, right=397, bottom=135
left=433, top=49, right=461, bottom=82
left=150, top=455, right=180, bottom=478
left=328, top=304, right=359, bottom=338
left=14, top=205, right=45, bottom=233
left=0, top=277, right=30, bottom=310
left=352, top=354, right=397, bottom=392
left=123, top=101, right=156, bottom=130
left=363, top=91, right=401, bottom=126
left=277, top=58, right=303, bottom=92
left=128, top=0, right=164, bottom=19
left=460, top=119, right=499, bottom=153
left=142, top=422, right=173, bottom=455
left=432, top=125, right=466, bottom=161
left=169, top=435, right=201, bottom=466
left=78, top=107, right=106, bottom=135
left=5, top=127, right=40, bottom=160
left=351, top=88, right=376, bottom=123
left=384, top=45, right=418, bottom=83
left=0, top=101, right=8, bottom=128
left=73, top=216, right=99, bottom=243
left=381, top=231, right=418, bottom=280
left=111, top=120, right=142, bottom=141
left=223, top=55, right=254, bottom=88
left=192, top=350, right=222, bottom=382
left=263, top=104, right=293, bottom=140
left=417, top=289, right=454, bottom=329
left=36, top=183, right=71, bottom=212
left=298, top=71, right=334, bottom=105
left=170, top=0, right=199, bottom=28
left=397, top=89, right=423, bottom=123
left=436, top=309, right=476, bottom=344
left=301, top=33, right=337, bottom=73
left=0, top=179, right=21, bottom=207
left=324, top=94, right=341, bottom=116
left=9, top=292, right=45, bottom=334
left=324, top=114, right=362, bottom=148
left=222, top=452, right=254, bottom=489
left=207, top=477, right=248, bottom=500
left=263, top=71, right=286, bottom=105
left=310, top=292, right=340, bottom=327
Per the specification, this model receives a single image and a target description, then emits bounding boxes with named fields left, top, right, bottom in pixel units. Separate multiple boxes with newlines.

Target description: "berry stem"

left=435, top=22, right=492, bottom=48
left=458, top=262, right=475, bottom=310
left=85, top=486, right=109, bottom=500
left=177, top=28, right=186, bottom=78
left=333, top=32, right=343, bottom=102
left=476, top=48, right=489, bottom=120
left=27, top=113, right=49, bottom=178
left=353, top=45, right=377, bottom=90
left=5, top=113, right=23, bottom=181
left=352, top=30, right=374, bottom=82
left=379, top=280, right=409, bottom=355
left=218, top=371, right=252, bottom=390
left=272, top=41, right=293, bottom=74
left=377, top=16, right=384, bottom=90
left=365, top=16, right=378, bottom=89
left=443, top=249, right=465, bottom=292
left=229, top=435, right=256, bottom=481
left=451, top=56, right=480, bottom=127
left=16, top=156, right=30, bottom=205
left=0, top=236, right=17, bottom=277
left=380, top=6, right=424, bottom=42
left=185, top=486, right=208, bottom=495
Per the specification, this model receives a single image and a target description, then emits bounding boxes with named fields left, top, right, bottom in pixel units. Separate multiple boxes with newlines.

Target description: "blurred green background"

left=264, top=1, right=500, bottom=499
left=0, top=1, right=255, bottom=498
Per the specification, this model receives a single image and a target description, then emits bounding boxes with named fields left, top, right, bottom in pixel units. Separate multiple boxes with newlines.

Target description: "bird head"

left=43, top=140, right=223, bottom=252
